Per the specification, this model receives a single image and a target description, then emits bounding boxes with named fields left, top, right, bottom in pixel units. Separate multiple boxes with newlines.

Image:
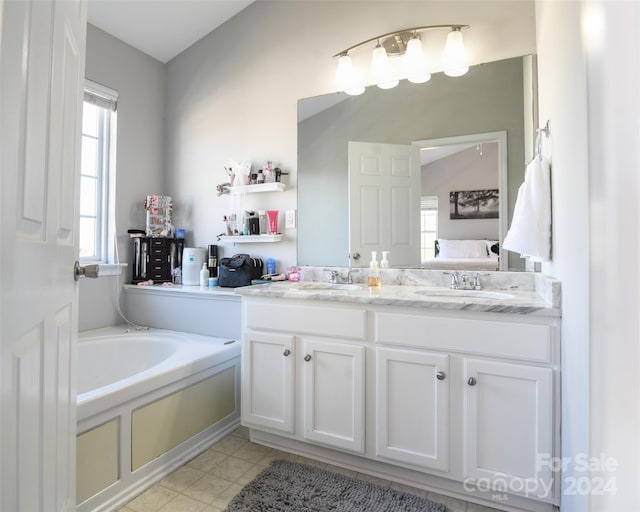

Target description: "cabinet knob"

left=436, top=371, right=446, bottom=381
left=283, top=349, right=291, bottom=357
left=467, top=377, right=477, bottom=386
left=304, top=354, right=312, bottom=362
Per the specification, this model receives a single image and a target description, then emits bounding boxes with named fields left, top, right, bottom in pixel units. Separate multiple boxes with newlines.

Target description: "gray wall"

left=79, top=25, right=166, bottom=332
left=297, top=57, right=523, bottom=266
left=163, top=1, right=536, bottom=271
left=422, top=143, right=499, bottom=241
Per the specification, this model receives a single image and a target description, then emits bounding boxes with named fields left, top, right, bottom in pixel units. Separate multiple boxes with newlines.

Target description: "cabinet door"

left=376, top=348, right=449, bottom=471
left=241, top=331, right=295, bottom=433
left=301, top=338, right=365, bottom=453
left=463, top=358, right=553, bottom=499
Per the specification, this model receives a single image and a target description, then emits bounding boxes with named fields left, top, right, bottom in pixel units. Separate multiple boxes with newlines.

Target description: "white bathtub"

left=76, top=326, right=241, bottom=512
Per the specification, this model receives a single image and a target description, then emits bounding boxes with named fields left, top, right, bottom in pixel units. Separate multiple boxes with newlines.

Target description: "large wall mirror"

left=297, top=55, right=537, bottom=271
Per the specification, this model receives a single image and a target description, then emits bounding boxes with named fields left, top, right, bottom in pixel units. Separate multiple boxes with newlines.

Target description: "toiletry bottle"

left=199, top=263, right=209, bottom=287
left=380, top=251, right=390, bottom=268
left=266, top=258, right=276, bottom=275
left=369, top=251, right=378, bottom=272
left=208, top=245, right=218, bottom=277
left=368, top=251, right=381, bottom=287
left=258, top=210, right=267, bottom=234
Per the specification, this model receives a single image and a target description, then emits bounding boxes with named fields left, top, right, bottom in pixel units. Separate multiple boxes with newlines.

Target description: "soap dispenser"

left=199, top=263, right=209, bottom=287
left=380, top=251, right=390, bottom=268
left=368, top=251, right=381, bottom=287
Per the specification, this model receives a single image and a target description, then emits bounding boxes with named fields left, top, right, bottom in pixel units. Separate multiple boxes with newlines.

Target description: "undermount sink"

left=413, top=288, right=515, bottom=300
left=289, top=282, right=365, bottom=292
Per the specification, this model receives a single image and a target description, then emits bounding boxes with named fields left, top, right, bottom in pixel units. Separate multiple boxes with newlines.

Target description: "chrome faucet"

left=473, top=273, right=490, bottom=290
left=444, top=271, right=460, bottom=289
left=460, top=274, right=470, bottom=290
left=328, top=270, right=353, bottom=284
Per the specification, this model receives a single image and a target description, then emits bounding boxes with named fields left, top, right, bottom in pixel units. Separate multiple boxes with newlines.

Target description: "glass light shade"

left=371, top=44, right=399, bottom=89
left=405, top=36, right=431, bottom=84
left=336, top=54, right=365, bottom=96
left=443, top=29, right=469, bottom=77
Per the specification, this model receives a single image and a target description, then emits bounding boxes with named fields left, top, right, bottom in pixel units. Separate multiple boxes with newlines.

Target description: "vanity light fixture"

left=334, top=25, right=469, bottom=95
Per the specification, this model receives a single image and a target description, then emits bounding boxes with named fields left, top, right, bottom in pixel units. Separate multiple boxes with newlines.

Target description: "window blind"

left=84, top=79, right=118, bottom=111
left=421, top=195, right=438, bottom=210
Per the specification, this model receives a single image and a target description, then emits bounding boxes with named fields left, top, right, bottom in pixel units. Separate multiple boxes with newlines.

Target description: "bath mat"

left=223, top=459, right=445, bottom=512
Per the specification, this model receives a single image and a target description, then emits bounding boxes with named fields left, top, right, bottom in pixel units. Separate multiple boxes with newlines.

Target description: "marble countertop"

left=235, top=280, right=561, bottom=317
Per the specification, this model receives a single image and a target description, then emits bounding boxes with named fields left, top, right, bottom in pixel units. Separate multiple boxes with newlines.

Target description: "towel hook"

left=535, top=120, right=551, bottom=157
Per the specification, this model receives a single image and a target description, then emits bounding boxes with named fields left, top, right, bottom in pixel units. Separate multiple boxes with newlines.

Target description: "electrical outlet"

left=285, top=209, right=296, bottom=229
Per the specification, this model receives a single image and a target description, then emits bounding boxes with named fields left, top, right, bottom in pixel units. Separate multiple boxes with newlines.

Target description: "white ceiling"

left=87, top=0, right=255, bottom=63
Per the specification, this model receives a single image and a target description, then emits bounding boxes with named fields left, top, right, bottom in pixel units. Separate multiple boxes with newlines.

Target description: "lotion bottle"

left=380, top=251, right=390, bottom=268
left=368, top=251, right=381, bottom=287
left=199, top=263, right=209, bottom=287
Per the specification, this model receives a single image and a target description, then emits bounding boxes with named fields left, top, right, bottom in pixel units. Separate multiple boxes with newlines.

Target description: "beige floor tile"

left=210, top=456, right=255, bottom=481
left=209, top=435, right=248, bottom=455
left=235, top=463, right=267, bottom=486
left=182, top=474, right=235, bottom=504
left=210, top=483, right=243, bottom=509
left=127, top=484, right=178, bottom=512
left=231, top=442, right=271, bottom=463
left=229, top=426, right=249, bottom=440
left=256, top=449, right=297, bottom=465
left=161, top=465, right=205, bottom=492
left=201, top=507, right=224, bottom=512
left=428, top=491, right=468, bottom=512
left=158, top=494, right=209, bottom=512
left=187, top=449, right=228, bottom=473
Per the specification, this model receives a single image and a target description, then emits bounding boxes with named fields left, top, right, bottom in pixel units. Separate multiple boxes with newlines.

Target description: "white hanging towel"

left=502, top=154, right=551, bottom=262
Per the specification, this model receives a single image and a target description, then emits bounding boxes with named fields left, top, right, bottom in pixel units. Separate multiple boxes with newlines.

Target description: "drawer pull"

left=304, top=354, right=312, bottom=362
left=467, top=377, right=477, bottom=386
left=436, top=371, right=446, bottom=381
left=283, top=349, right=291, bottom=357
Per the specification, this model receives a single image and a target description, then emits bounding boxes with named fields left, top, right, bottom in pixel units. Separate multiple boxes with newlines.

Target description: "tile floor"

left=118, top=426, right=503, bottom=512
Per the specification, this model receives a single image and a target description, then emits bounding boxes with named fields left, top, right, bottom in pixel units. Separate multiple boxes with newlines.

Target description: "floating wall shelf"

left=231, top=182, right=286, bottom=195
left=218, top=234, right=283, bottom=244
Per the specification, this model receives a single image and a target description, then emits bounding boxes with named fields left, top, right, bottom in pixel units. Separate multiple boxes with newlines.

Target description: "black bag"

left=218, top=254, right=263, bottom=288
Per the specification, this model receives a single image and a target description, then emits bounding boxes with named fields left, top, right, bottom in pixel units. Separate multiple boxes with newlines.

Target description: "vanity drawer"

left=375, top=312, right=552, bottom=362
left=245, top=301, right=367, bottom=340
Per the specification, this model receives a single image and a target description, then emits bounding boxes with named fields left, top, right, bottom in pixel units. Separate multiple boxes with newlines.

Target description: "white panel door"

left=348, top=142, right=421, bottom=267
left=301, top=338, right=365, bottom=453
left=1, top=1, right=86, bottom=510
left=463, top=358, right=554, bottom=499
left=241, top=331, right=295, bottom=433
left=376, top=348, right=449, bottom=472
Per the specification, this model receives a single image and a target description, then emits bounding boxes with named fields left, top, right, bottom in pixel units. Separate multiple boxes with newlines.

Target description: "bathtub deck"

left=117, top=427, right=495, bottom=512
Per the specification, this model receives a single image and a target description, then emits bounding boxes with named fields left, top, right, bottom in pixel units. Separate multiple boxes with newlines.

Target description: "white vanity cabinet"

left=241, top=330, right=295, bottom=433
left=376, top=347, right=450, bottom=471
left=462, top=358, right=554, bottom=500
left=374, top=310, right=559, bottom=502
left=240, top=293, right=560, bottom=510
left=241, top=298, right=368, bottom=454
left=300, top=337, right=365, bottom=453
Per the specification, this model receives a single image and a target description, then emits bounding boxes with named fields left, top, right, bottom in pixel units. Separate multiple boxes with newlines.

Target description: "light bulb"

left=405, top=35, right=431, bottom=84
left=335, top=54, right=365, bottom=96
left=371, top=44, right=399, bottom=90
left=443, top=28, right=469, bottom=77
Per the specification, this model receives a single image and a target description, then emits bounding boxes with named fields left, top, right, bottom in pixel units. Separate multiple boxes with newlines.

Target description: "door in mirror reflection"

left=348, top=142, right=421, bottom=267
